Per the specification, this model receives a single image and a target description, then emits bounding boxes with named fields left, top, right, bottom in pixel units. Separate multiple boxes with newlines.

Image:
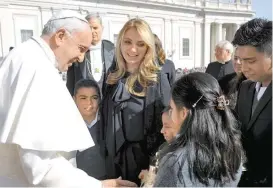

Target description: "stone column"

left=171, top=19, right=179, bottom=65
left=226, top=24, right=234, bottom=42
left=164, top=18, right=173, bottom=60
left=210, top=23, right=216, bottom=62
left=222, top=27, right=226, bottom=41
left=232, top=23, right=240, bottom=39
left=215, top=22, right=223, bottom=43
left=203, top=22, right=211, bottom=66
left=194, top=21, right=202, bottom=67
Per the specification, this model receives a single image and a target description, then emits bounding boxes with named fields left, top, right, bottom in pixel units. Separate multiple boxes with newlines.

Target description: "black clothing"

left=205, top=60, right=234, bottom=80
left=102, top=71, right=171, bottom=185
left=161, top=59, right=175, bottom=86
left=236, top=81, right=272, bottom=187
left=76, top=119, right=107, bottom=180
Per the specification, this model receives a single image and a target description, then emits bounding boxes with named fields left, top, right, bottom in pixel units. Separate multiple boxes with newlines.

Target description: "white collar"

left=89, top=40, right=102, bottom=50
left=32, top=37, right=58, bottom=69
left=255, top=82, right=267, bottom=92
left=86, top=111, right=99, bottom=129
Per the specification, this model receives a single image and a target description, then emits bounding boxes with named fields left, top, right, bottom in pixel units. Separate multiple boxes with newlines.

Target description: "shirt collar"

left=32, top=37, right=56, bottom=62
left=86, top=111, right=99, bottom=129
left=89, top=40, right=102, bottom=50
left=217, top=59, right=231, bottom=64
left=255, top=82, right=268, bottom=92
left=32, top=37, right=58, bottom=68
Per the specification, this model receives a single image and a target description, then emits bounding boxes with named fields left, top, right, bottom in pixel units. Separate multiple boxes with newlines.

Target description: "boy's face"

left=161, top=112, right=176, bottom=143
left=236, top=45, right=272, bottom=83
left=74, top=87, right=99, bottom=118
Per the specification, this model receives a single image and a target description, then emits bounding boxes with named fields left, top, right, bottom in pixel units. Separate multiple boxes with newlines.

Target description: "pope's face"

left=54, top=28, right=92, bottom=72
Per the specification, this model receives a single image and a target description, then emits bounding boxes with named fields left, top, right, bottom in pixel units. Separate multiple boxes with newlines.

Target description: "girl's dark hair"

left=74, top=79, right=101, bottom=100
left=158, top=72, right=243, bottom=186
left=154, top=34, right=166, bottom=65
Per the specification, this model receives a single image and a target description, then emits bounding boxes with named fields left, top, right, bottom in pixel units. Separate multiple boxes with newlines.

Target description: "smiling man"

left=233, top=18, right=272, bottom=187
left=66, top=14, right=115, bottom=97
left=0, top=10, right=136, bottom=187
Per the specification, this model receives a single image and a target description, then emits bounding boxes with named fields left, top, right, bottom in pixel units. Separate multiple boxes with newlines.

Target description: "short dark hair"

left=74, top=79, right=101, bottom=100
left=232, top=18, right=272, bottom=56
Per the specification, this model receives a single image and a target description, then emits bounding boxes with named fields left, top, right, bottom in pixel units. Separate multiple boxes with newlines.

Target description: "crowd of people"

left=0, top=9, right=271, bottom=187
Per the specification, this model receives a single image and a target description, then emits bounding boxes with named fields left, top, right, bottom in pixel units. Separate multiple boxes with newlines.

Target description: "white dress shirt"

left=255, top=82, right=267, bottom=101
left=89, top=41, right=103, bottom=82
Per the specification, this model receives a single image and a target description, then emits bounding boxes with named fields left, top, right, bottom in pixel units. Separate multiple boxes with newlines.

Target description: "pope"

left=0, top=10, right=136, bottom=187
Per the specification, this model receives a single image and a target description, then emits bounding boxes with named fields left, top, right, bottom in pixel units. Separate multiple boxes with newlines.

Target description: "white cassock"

left=0, top=37, right=102, bottom=187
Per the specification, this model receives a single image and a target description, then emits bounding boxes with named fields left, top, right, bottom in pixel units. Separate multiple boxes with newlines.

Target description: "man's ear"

left=54, top=28, right=66, bottom=47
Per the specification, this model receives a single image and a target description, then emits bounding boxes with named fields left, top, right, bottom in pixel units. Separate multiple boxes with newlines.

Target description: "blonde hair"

left=107, top=18, right=160, bottom=96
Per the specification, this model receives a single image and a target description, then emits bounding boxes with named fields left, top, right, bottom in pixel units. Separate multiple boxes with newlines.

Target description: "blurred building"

left=0, top=0, right=254, bottom=69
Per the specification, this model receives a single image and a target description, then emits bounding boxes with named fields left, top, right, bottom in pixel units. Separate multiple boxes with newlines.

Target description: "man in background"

left=206, top=40, right=235, bottom=80
left=67, top=14, right=115, bottom=97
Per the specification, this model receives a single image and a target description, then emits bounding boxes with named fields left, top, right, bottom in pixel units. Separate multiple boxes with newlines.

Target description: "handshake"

left=138, top=165, right=157, bottom=187
left=101, top=177, right=137, bottom=187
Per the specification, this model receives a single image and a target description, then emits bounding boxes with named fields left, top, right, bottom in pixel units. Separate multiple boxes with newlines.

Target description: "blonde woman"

left=101, top=18, right=171, bottom=185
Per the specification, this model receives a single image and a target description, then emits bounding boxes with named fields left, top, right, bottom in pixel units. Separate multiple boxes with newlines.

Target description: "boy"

left=73, top=79, right=106, bottom=180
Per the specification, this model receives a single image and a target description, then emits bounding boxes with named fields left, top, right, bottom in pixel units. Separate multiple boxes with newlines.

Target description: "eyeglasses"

left=64, top=29, right=89, bottom=53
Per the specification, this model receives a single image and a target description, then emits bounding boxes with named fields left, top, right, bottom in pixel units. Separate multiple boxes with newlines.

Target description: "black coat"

left=161, top=59, right=176, bottom=86
left=205, top=60, right=234, bottom=80
left=66, top=40, right=115, bottom=96
left=236, top=81, right=272, bottom=187
left=76, top=119, right=107, bottom=180
left=101, top=71, right=171, bottom=184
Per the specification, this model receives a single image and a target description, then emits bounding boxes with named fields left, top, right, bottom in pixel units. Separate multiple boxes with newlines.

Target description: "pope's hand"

left=101, top=177, right=137, bottom=187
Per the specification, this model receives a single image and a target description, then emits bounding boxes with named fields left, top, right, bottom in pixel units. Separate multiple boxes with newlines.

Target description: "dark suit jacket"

left=236, top=81, right=272, bottom=186
left=66, top=40, right=115, bottom=96
left=205, top=59, right=234, bottom=80
left=162, top=59, right=175, bottom=86
left=76, top=118, right=107, bottom=180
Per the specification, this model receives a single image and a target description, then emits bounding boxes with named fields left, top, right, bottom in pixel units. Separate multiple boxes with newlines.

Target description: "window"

left=182, top=38, right=190, bottom=56
left=114, top=34, right=119, bottom=46
left=21, top=30, right=33, bottom=43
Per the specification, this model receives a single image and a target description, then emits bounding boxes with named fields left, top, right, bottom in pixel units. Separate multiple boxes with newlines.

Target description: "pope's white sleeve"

left=18, top=146, right=102, bottom=187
